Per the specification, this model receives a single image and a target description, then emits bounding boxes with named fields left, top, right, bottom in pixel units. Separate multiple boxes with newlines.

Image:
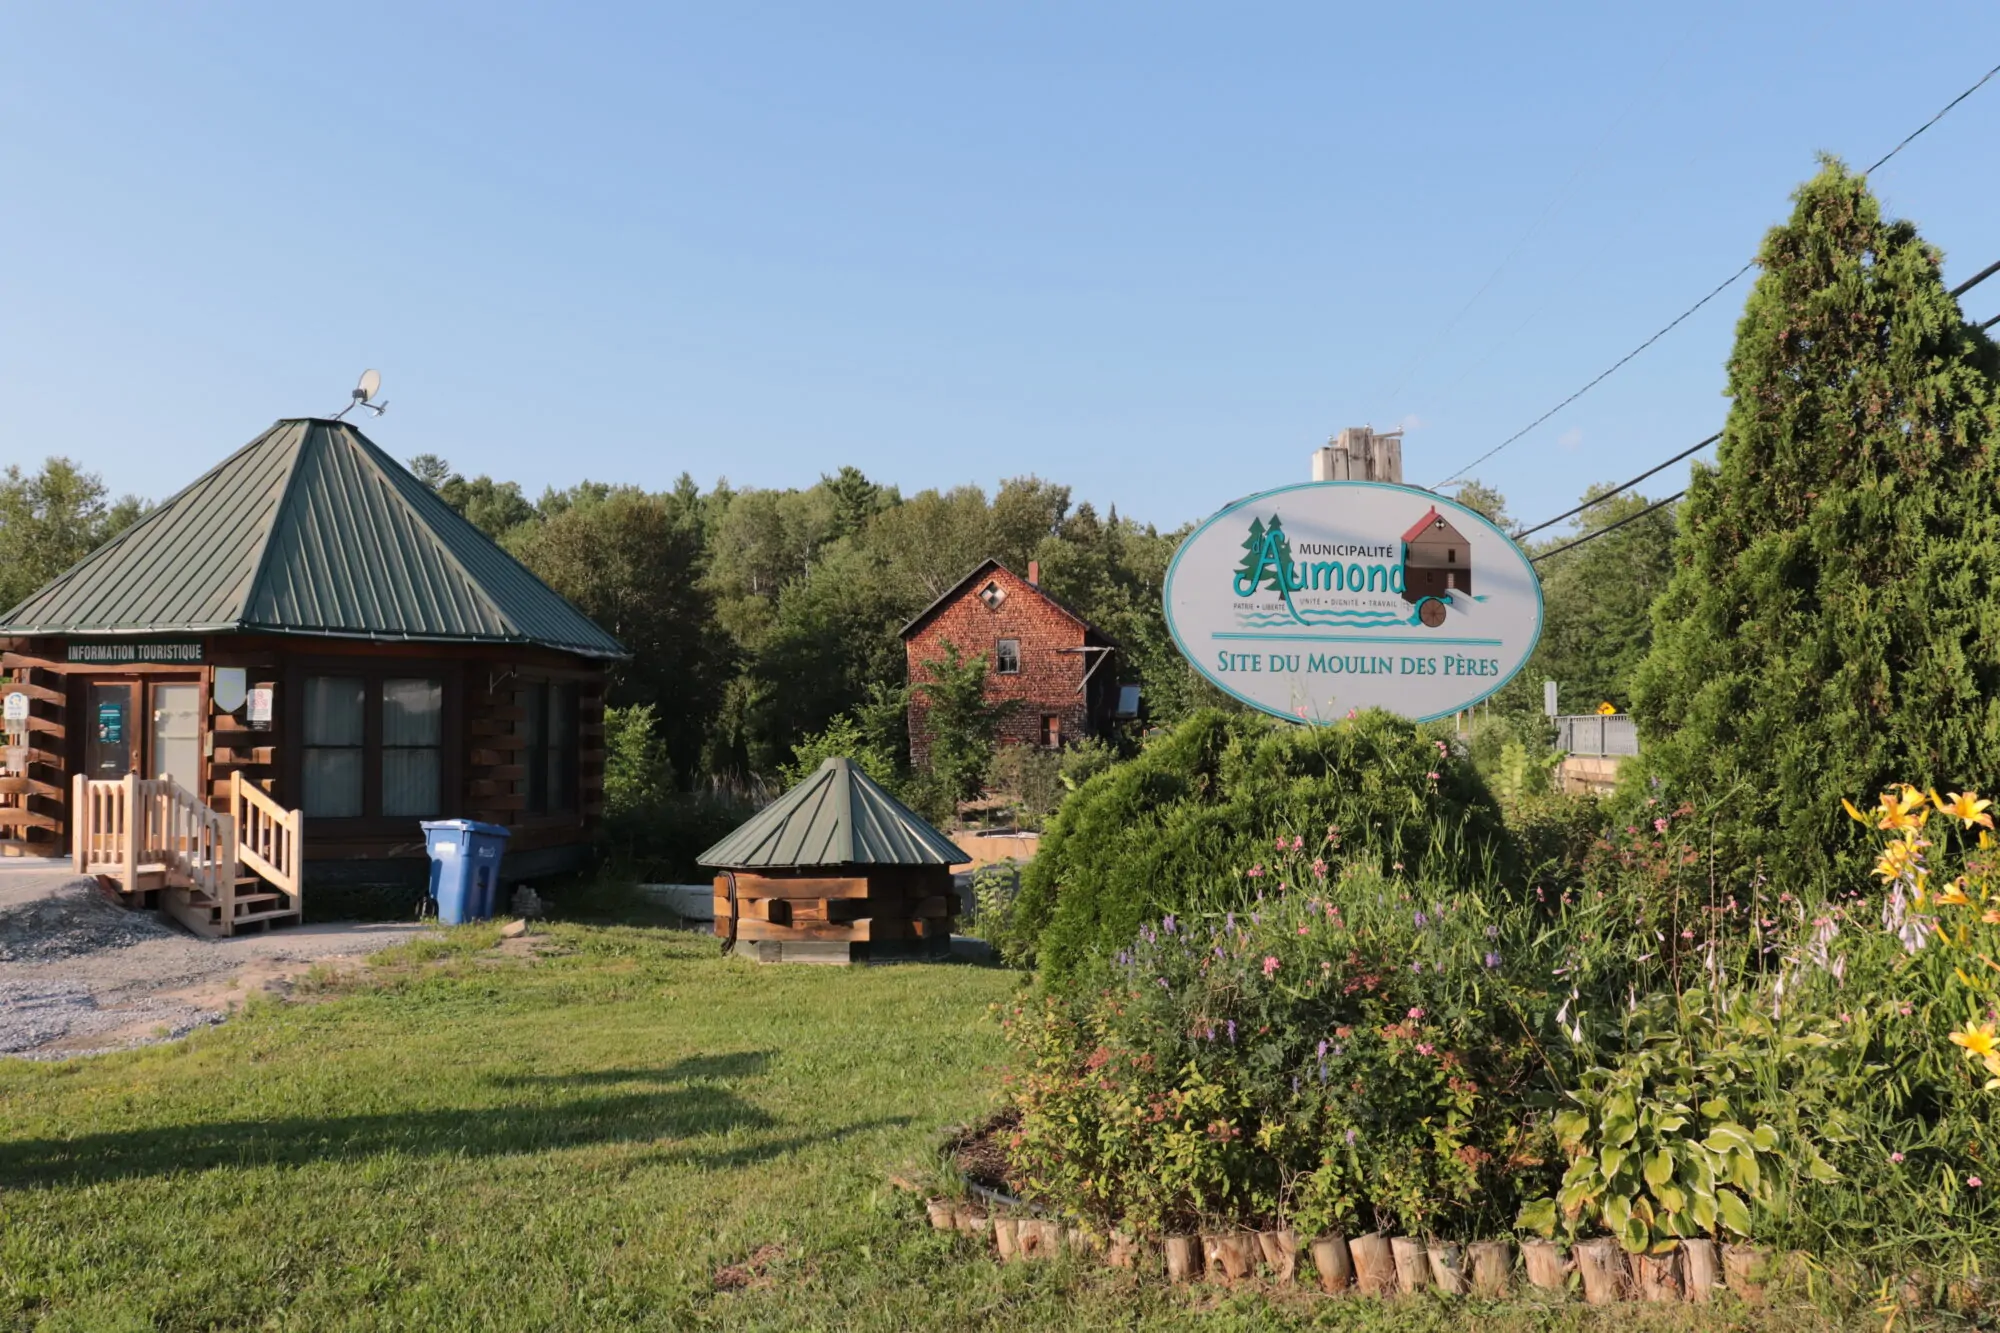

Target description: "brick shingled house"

left=900, top=559, right=1122, bottom=769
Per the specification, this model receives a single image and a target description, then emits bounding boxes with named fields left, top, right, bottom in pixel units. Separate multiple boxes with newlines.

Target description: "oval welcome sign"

left=1163, top=481, right=1543, bottom=724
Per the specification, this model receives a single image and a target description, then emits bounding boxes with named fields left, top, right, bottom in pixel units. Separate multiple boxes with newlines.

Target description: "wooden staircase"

left=72, top=771, right=304, bottom=938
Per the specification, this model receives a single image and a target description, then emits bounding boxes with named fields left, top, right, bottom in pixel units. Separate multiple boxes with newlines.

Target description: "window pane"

left=382, top=678, right=441, bottom=745
left=304, top=677, right=364, bottom=746
left=304, top=749, right=364, bottom=817
left=525, top=685, right=549, bottom=814
left=382, top=749, right=441, bottom=817
left=550, top=683, right=577, bottom=812
left=996, top=640, right=1020, bottom=673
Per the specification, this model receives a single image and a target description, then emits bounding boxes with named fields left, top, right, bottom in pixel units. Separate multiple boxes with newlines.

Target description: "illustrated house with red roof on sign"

left=1400, top=506, right=1473, bottom=627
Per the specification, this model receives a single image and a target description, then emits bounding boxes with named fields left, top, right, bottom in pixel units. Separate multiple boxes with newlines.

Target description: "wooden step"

left=232, top=907, right=302, bottom=924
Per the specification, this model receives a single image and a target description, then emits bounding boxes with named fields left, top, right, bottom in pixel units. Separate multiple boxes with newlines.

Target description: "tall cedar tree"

left=1631, top=160, right=2000, bottom=881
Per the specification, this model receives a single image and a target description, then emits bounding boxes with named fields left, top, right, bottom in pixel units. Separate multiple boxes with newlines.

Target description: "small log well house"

left=700, top=757, right=970, bottom=963
left=0, top=418, right=625, bottom=934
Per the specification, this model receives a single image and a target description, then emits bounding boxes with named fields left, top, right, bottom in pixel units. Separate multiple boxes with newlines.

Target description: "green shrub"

left=984, top=744, right=1064, bottom=827
left=778, top=713, right=897, bottom=788
left=1015, top=709, right=1508, bottom=982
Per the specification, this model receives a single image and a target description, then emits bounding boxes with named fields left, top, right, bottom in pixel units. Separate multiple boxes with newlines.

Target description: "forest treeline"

left=0, top=446, right=1679, bottom=794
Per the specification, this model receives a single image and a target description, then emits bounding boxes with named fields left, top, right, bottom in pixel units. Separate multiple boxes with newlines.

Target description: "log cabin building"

left=0, top=418, right=624, bottom=933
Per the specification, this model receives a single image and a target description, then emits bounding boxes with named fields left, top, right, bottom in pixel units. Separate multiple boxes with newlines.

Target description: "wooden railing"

left=231, top=771, right=303, bottom=905
left=72, top=774, right=235, bottom=904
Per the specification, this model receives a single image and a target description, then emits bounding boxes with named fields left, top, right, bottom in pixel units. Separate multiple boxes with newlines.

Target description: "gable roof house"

left=0, top=418, right=623, bottom=927
left=898, top=558, right=1125, bottom=769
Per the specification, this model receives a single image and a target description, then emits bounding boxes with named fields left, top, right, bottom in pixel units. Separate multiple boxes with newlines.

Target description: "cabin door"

left=85, top=682, right=139, bottom=780
left=149, top=683, right=203, bottom=792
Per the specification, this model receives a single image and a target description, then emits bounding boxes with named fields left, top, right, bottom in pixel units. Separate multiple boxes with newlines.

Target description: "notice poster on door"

left=97, top=701, right=125, bottom=745
left=247, top=687, right=274, bottom=729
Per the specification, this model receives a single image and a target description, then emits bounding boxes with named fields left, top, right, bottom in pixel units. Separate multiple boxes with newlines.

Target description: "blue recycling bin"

left=421, top=820, right=511, bottom=925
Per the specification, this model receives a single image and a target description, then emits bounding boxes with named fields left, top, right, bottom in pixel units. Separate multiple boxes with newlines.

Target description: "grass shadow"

left=0, top=1050, right=903, bottom=1189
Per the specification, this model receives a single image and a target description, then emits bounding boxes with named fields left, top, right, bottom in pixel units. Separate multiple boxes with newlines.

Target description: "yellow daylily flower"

left=1843, top=797, right=1871, bottom=826
left=1873, top=834, right=1927, bottom=883
left=1950, top=1023, right=2000, bottom=1064
left=1935, top=790, right=1995, bottom=830
left=1982, top=908, right=2000, bottom=925
left=1878, top=786, right=1931, bottom=832
left=1941, top=879, right=1974, bottom=907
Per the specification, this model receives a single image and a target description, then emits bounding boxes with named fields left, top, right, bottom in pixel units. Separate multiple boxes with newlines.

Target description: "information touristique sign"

left=65, top=641, right=203, bottom=666
left=1163, top=481, right=1543, bottom=724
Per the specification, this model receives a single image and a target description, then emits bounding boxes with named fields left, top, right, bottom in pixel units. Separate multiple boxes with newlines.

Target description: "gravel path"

left=0, top=865, right=432, bottom=1059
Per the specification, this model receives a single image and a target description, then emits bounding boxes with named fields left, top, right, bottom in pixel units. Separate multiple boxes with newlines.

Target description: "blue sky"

left=3, top=3, right=1997, bottom=534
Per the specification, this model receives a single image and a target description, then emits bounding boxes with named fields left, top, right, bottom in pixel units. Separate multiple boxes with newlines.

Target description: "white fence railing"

left=1554, top=713, right=1639, bottom=757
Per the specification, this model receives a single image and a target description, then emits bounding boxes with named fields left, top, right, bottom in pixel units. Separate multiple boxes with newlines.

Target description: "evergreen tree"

left=1630, top=159, right=2000, bottom=882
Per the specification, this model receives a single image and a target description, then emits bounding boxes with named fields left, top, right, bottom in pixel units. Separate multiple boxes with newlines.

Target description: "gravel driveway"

left=0, top=862, right=433, bottom=1059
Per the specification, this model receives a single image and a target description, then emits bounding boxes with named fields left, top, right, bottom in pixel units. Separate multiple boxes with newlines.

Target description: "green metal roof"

left=698, top=757, right=970, bottom=868
left=0, top=419, right=625, bottom=658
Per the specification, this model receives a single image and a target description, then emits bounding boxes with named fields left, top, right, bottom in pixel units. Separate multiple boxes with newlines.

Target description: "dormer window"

left=1447, top=549, right=1456, bottom=563
left=979, top=581, right=1006, bottom=611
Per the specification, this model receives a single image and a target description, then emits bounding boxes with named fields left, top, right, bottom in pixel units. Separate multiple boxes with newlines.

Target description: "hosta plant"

left=1519, top=988, right=1842, bottom=1253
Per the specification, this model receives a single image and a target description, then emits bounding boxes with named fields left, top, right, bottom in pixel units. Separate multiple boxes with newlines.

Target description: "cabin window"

left=995, top=639, right=1021, bottom=674
left=1447, top=549, right=1456, bottom=563
left=525, top=682, right=579, bottom=815
left=1040, top=714, right=1062, bottom=748
left=381, top=678, right=443, bottom=817
left=302, top=676, right=366, bottom=818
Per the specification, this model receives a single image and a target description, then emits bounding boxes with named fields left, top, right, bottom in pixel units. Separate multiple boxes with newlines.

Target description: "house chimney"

left=1027, top=560, right=1040, bottom=587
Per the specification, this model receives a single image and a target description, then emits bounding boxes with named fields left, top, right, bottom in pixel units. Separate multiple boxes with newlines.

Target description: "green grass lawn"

left=0, top=924, right=1891, bottom=1331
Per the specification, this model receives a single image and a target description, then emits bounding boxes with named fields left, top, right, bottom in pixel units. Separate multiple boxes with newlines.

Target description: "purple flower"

left=1225, top=912, right=1236, bottom=932
left=1158, top=977, right=1170, bottom=990
left=1484, top=951, right=1502, bottom=969
left=1317, top=1039, right=1328, bottom=1059
left=1163, top=914, right=1177, bottom=934
left=1485, top=925, right=1499, bottom=940
left=1226, top=1020, right=1238, bottom=1043
left=1411, top=962, right=1423, bottom=974
left=1344, top=1128, right=1357, bottom=1144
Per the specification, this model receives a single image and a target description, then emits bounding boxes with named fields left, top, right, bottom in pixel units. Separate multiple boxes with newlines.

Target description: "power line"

left=1863, top=61, right=2000, bottom=174
left=1951, top=258, right=2000, bottom=297
left=1511, top=433, right=1719, bottom=540
left=1433, top=59, right=2000, bottom=490
left=1530, top=489, right=1685, bottom=564
left=1434, top=263, right=1751, bottom=489
left=1509, top=253, right=1997, bottom=540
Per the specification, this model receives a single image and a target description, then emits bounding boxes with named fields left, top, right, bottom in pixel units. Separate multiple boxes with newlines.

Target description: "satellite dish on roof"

left=331, top=369, right=389, bottom=421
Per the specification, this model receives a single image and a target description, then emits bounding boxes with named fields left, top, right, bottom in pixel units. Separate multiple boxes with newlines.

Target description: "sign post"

left=1163, top=481, right=1543, bottom=724
left=1, top=692, right=25, bottom=777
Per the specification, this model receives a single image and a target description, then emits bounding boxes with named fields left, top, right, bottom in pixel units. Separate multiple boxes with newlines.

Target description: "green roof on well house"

left=699, top=757, right=970, bottom=868
left=0, top=419, right=625, bottom=658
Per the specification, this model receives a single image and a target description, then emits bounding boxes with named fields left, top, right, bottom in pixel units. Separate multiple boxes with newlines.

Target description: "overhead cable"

left=1952, top=259, right=2000, bottom=298
left=1510, top=433, right=1719, bottom=540
left=1433, top=263, right=1751, bottom=489
left=1530, top=490, right=1685, bottom=564
left=1433, top=60, right=2000, bottom=489
left=1510, top=252, right=1996, bottom=541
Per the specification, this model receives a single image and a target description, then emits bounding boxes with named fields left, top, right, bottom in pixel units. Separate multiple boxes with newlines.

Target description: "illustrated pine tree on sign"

left=1235, top=516, right=1268, bottom=594
left=1259, top=515, right=1293, bottom=593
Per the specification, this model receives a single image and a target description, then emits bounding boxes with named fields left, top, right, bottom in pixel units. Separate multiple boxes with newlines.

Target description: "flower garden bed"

left=968, top=764, right=2000, bottom=1314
